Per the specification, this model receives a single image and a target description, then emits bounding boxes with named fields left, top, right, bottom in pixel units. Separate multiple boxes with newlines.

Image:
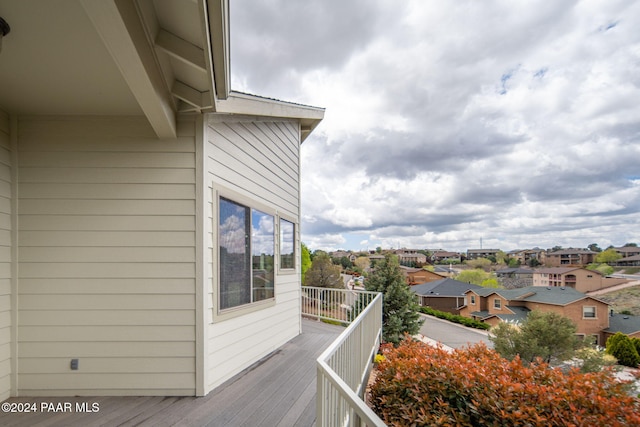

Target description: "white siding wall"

left=0, top=111, right=11, bottom=401
left=205, top=116, right=302, bottom=392
left=16, top=116, right=197, bottom=396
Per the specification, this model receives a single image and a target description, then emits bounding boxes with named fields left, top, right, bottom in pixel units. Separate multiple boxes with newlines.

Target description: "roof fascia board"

left=81, top=0, right=177, bottom=138
left=216, top=92, right=324, bottom=141
left=197, top=0, right=219, bottom=110
left=205, top=0, right=230, bottom=101
left=218, top=92, right=325, bottom=120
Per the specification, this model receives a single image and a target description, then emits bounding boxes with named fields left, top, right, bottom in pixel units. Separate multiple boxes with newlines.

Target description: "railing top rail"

left=302, top=286, right=380, bottom=295
left=316, top=292, right=382, bottom=363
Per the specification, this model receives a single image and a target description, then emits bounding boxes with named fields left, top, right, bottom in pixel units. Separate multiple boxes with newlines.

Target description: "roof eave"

left=215, top=91, right=325, bottom=142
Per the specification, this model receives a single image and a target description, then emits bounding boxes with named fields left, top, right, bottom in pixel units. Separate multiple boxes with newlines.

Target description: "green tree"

left=595, top=248, right=622, bottom=264
left=305, top=253, right=343, bottom=289
left=490, top=311, right=578, bottom=365
left=480, top=278, right=500, bottom=288
left=456, top=269, right=497, bottom=287
left=507, top=257, right=521, bottom=267
left=354, top=256, right=370, bottom=272
left=311, top=249, right=327, bottom=261
left=365, top=253, right=423, bottom=344
left=339, top=256, right=353, bottom=270
left=587, top=263, right=614, bottom=276
left=587, top=243, right=602, bottom=252
left=575, top=347, right=617, bottom=373
left=606, top=332, right=640, bottom=367
left=465, top=257, right=492, bottom=270
left=527, top=258, right=541, bottom=267
left=301, top=243, right=311, bottom=285
left=495, top=250, right=509, bottom=265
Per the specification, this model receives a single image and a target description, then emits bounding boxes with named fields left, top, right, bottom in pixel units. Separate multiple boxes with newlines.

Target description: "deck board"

left=0, top=319, right=343, bottom=427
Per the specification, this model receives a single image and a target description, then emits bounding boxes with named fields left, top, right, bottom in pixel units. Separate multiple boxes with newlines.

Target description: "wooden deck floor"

left=0, top=319, right=344, bottom=427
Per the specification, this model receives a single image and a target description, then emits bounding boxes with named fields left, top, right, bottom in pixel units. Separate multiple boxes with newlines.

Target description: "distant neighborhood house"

left=506, top=249, right=545, bottom=265
left=545, top=248, right=596, bottom=267
left=614, top=245, right=640, bottom=259
left=460, top=286, right=611, bottom=344
left=430, top=250, right=462, bottom=263
left=412, top=278, right=482, bottom=314
left=604, top=313, right=640, bottom=341
left=532, top=267, right=627, bottom=293
left=466, top=249, right=500, bottom=260
left=400, top=266, right=445, bottom=286
left=394, top=249, right=428, bottom=266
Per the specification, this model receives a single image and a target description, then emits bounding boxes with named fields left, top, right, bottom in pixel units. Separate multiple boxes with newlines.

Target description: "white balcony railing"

left=302, top=286, right=386, bottom=427
left=301, top=286, right=379, bottom=324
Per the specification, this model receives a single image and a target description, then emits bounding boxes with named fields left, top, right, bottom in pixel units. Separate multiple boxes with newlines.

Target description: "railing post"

left=316, top=365, right=324, bottom=427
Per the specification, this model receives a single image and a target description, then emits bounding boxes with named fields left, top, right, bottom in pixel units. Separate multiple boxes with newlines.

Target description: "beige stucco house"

left=460, top=286, right=611, bottom=345
left=532, top=267, right=627, bottom=293
left=400, top=266, right=445, bottom=286
left=0, top=0, right=323, bottom=400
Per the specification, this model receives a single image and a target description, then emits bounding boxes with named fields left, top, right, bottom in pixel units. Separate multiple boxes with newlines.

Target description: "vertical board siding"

left=205, top=117, right=302, bottom=392
left=16, top=117, right=197, bottom=396
left=0, top=110, right=11, bottom=401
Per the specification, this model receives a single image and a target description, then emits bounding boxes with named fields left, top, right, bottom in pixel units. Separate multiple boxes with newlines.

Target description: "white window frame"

left=213, top=186, right=277, bottom=322
left=278, top=216, right=296, bottom=274
left=583, top=306, right=597, bottom=319
left=470, top=295, right=476, bottom=305
left=493, top=298, right=502, bottom=310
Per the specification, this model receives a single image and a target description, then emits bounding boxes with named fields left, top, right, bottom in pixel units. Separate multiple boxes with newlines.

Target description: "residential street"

left=419, top=314, right=493, bottom=349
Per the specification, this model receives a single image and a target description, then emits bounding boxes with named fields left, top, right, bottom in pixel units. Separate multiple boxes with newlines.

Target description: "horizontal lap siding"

left=16, top=117, right=197, bottom=396
left=0, top=111, right=11, bottom=401
left=205, top=117, right=302, bottom=392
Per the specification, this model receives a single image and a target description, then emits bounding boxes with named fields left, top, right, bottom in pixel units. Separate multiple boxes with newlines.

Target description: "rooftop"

left=412, top=278, right=482, bottom=297
left=606, top=313, right=640, bottom=335
left=470, top=286, right=605, bottom=306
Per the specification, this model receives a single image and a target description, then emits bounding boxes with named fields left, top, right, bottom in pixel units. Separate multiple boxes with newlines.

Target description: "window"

left=470, top=295, right=476, bottom=305
left=494, top=298, right=501, bottom=310
left=219, top=197, right=274, bottom=311
left=279, top=218, right=295, bottom=270
left=583, top=306, right=596, bottom=319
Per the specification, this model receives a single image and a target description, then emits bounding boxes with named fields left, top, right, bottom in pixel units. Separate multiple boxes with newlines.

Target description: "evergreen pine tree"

left=365, top=253, right=423, bottom=344
left=606, top=332, right=640, bottom=368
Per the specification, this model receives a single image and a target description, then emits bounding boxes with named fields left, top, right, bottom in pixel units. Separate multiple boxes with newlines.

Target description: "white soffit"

left=0, top=1, right=141, bottom=116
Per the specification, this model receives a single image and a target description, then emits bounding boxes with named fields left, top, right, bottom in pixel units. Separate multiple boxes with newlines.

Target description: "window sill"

left=213, top=298, right=276, bottom=323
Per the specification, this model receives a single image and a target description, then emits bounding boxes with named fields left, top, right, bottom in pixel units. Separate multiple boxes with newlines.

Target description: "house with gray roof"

left=545, top=248, right=596, bottom=267
left=411, top=278, right=482, bottom=314
left=604, top=314, right=640, bottom=340
left=460, top=286, right=612, bottom=345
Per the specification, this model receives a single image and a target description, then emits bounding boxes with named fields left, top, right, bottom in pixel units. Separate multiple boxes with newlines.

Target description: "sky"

left=229, top=0, right=640, bottom=253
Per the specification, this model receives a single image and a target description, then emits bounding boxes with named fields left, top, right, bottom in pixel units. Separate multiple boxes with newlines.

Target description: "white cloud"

left=231, top=0, right=640, bottom=252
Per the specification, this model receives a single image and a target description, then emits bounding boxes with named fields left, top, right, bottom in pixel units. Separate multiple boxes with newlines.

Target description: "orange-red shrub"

left=370, top=338, right=640, bottom=426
